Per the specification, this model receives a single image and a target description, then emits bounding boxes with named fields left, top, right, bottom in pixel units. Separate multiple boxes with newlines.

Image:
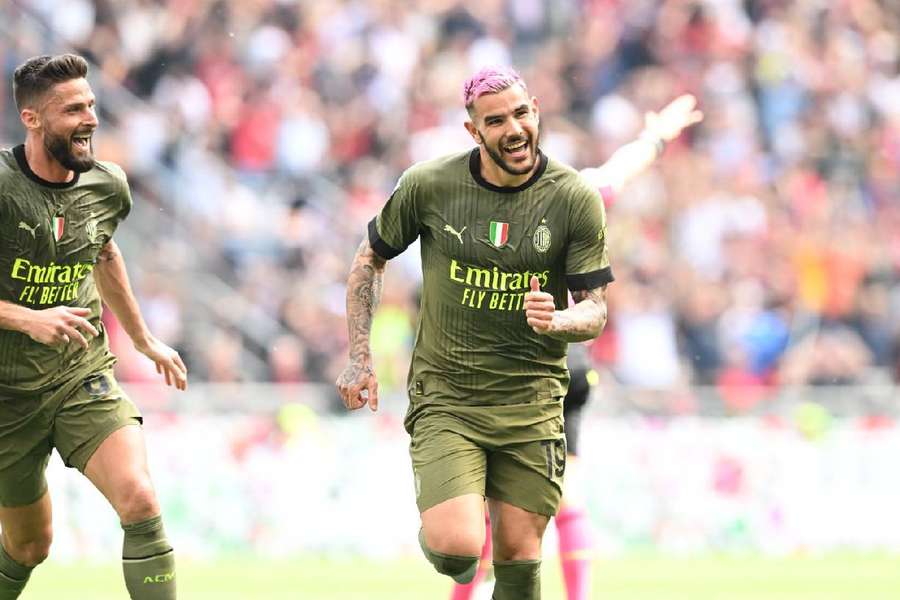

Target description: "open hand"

left=136, top=335, right=188, bottom=390
left=644, top=94, right=704, bottom=142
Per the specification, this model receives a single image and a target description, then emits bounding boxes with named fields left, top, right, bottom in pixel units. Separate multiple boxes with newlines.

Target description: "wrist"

left=131, top=332, right=153, bottom=351
left=639, top=129, right=666, bottom=157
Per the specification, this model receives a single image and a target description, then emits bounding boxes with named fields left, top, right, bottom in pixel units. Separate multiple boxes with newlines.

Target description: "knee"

left=6, top=529, right=52, bottom=567
left=116, top=478, right=160, bottom=523
left=423, top=527, right=483, bottom=558
left=493, top=535, right=541, bottom=562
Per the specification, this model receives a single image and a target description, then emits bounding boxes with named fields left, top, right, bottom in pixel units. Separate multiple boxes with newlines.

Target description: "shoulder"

left=90, top=160, right=129, bottom=188
left=0, top=148, right=19, bottom=184
left=543, top=155, right=599, bottom=205
left=400, top=150, right=471, bottom=188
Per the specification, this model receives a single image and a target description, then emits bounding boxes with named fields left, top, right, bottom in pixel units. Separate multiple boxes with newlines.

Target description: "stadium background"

left=2, top=0, right=900, bottom=598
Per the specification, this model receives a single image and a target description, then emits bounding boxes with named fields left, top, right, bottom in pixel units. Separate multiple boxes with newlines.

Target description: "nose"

left=84, top=106, right=98, bottom=127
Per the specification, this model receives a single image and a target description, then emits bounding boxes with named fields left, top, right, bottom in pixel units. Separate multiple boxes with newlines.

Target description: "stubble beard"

left=482, top=130, right=539, bottom=177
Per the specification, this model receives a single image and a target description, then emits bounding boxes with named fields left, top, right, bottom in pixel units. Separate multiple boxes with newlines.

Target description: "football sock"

left=122, top=515, right=176, bottom=599
left=450, top=514, right=493, bottom=600
left=419, top=529, right=480, bottom=584
left=492, top=559, right=541, bottom=600
left=556, top=505, right=593, bottom=600
left=0, top=543, right=32, bottom=600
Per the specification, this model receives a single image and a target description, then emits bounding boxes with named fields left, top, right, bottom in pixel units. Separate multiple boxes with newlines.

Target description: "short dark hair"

left=12, top=54, right=89, bottom=111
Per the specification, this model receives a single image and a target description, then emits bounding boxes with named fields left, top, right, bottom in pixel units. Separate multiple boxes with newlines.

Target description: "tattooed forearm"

left=547, top=286, right=608, bottom=343
left=345, top=238, right=386, bottom=363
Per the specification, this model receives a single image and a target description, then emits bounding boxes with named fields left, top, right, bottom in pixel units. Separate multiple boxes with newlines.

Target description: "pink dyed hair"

left=463, top=66, right=527, bottom=112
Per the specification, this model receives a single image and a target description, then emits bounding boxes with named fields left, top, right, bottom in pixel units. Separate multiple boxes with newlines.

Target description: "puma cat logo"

left=18, top=221, right=38, bottom=238
left=443, top=224, right=467, bottom=244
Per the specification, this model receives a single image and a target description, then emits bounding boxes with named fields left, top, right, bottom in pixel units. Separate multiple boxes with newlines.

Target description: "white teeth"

left=505, top=141, right=527, bottom=152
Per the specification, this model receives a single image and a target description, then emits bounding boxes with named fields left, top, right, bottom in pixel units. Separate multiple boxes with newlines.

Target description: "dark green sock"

left=0, top=543, right=32, bottom=600
left=417, top=529, right=480, bottom=584
left=492, top=559, right=541, bottom=600
left=122, top=515, right=176, bottom=600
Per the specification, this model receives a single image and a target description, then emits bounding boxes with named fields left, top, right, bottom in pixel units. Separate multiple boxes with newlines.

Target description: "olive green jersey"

left=0, top=145, right=131, bottom=393
left=369, top=149, right=613, bottom=417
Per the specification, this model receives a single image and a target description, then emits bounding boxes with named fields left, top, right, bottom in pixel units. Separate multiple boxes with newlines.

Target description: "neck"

left=24, top=136, right=74, bottom=183
left=479, top=146, right=537, bottom=188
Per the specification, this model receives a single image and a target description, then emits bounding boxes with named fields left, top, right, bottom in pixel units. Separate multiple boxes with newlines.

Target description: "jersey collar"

left=13, top=144, right=81, bottom=189
left=468, top=147, right=548, bottom=194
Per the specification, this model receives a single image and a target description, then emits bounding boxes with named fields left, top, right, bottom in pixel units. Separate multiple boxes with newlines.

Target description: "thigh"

left=409, top=412, right=487, bottom=514
left=485, top=434, right=566, bottom=518
left=52, top=370, right=142, bottom=472
left=420, top=493, right=486, bottom=555
left=487, top=498, right=549, bottom=561
left=0, top=390, right=54, bottom=508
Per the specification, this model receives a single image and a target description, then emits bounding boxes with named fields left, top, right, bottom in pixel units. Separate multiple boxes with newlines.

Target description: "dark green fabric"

left=492, top=559, right=541, bottom=600
left=122, top=516, right=176, bottom=599
left=0, top=542, right=32, bottom=599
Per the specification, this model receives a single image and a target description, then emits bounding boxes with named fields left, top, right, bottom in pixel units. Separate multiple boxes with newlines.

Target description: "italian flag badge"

left=52, top=216, right=65, bottom=242
left=489, top=221, right=509, bottom=248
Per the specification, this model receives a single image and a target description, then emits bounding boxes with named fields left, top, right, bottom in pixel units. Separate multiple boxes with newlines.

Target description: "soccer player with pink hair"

left=337, top=65, right=700, bottom=599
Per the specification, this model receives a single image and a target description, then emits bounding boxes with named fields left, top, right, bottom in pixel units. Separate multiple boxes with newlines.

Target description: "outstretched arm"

left=580, top=94, right=703, bottom=194
left=94, top=240, right=187, bottom=390
left=524, top=276, right=608, bottom=343
left=335, top=237, right=386, bottom=412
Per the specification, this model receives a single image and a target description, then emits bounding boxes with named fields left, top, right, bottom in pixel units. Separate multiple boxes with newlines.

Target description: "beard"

left=481, top=129, right=539, bottom=177
left=44, top=129, right=95, bottom=173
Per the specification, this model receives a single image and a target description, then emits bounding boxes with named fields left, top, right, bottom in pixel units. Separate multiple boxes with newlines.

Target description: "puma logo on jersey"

left=18, top=221, right=39, bottom=238
left=443, top=224, right=467, bottom=244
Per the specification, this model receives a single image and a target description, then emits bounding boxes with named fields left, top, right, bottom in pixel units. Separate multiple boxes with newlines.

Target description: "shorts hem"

left=0, top=479, right=48, bottom=508
left=65, top=418, right=142, bottom=473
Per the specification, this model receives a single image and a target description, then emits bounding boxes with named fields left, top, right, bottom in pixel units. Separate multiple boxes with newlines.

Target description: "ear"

left=531, top=95, right=540, bottom=125
left=20, top=107, right=40, bottom=132
left=464, top=120, right=483, bottom=145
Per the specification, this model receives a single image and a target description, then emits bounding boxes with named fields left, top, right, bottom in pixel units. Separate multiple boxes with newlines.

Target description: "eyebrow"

left=60, top=96, right=95, bottom=110
left=483, top=103, right=529, bottom=122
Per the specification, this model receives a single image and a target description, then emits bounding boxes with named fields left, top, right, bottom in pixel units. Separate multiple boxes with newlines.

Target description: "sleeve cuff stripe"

left=368, top=218, right=402, bottom=260
left=566, top=267, right=614, bottom=291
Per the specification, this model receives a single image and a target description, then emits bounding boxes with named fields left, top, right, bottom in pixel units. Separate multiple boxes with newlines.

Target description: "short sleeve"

left=565, top=185, right=614, bottom=291
left=368, top=170, right=421, bottom=260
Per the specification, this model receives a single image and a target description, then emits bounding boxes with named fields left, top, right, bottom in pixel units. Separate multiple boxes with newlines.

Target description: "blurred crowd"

left=2, top=0, right=900, bottom=412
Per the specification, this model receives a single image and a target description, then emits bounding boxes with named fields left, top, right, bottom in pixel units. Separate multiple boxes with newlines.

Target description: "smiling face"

left=465, top=83, right=541, bottom=186
left=20, top=77, right=98, bottom=175
left=37, top=78, right=98, bottom=173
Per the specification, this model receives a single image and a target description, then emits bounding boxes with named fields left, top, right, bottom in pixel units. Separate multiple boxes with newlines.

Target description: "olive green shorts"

left=408, top=400, right=566, bottom=517
left=0, top=369, right=142, bottom=507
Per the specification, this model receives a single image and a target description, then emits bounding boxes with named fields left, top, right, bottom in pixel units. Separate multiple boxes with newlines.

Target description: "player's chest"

left=4, top=190, right=113, bottom=263
left=421, top=195, right=565, bottom=269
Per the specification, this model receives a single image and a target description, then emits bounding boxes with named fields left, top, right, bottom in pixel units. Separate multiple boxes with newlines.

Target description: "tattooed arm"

left=335, top=237, right=387, bottom=411
left=523, top=276, right=607, bottom=343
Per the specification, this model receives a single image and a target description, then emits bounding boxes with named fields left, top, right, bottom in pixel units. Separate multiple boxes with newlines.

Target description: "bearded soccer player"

left=450, top=95, right=704, bottom=600
left=338, top=66, right=615, bottom=599
left=0, top=54, right=186, bottom=600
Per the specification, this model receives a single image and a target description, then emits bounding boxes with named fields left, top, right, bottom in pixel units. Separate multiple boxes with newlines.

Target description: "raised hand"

left=644, top=94, right=704, bottom=143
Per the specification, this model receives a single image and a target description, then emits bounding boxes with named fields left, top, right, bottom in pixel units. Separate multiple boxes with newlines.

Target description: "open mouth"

left=503, top=138, right=529, bottom=160
left=72, top=132, right=93, bottom=152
